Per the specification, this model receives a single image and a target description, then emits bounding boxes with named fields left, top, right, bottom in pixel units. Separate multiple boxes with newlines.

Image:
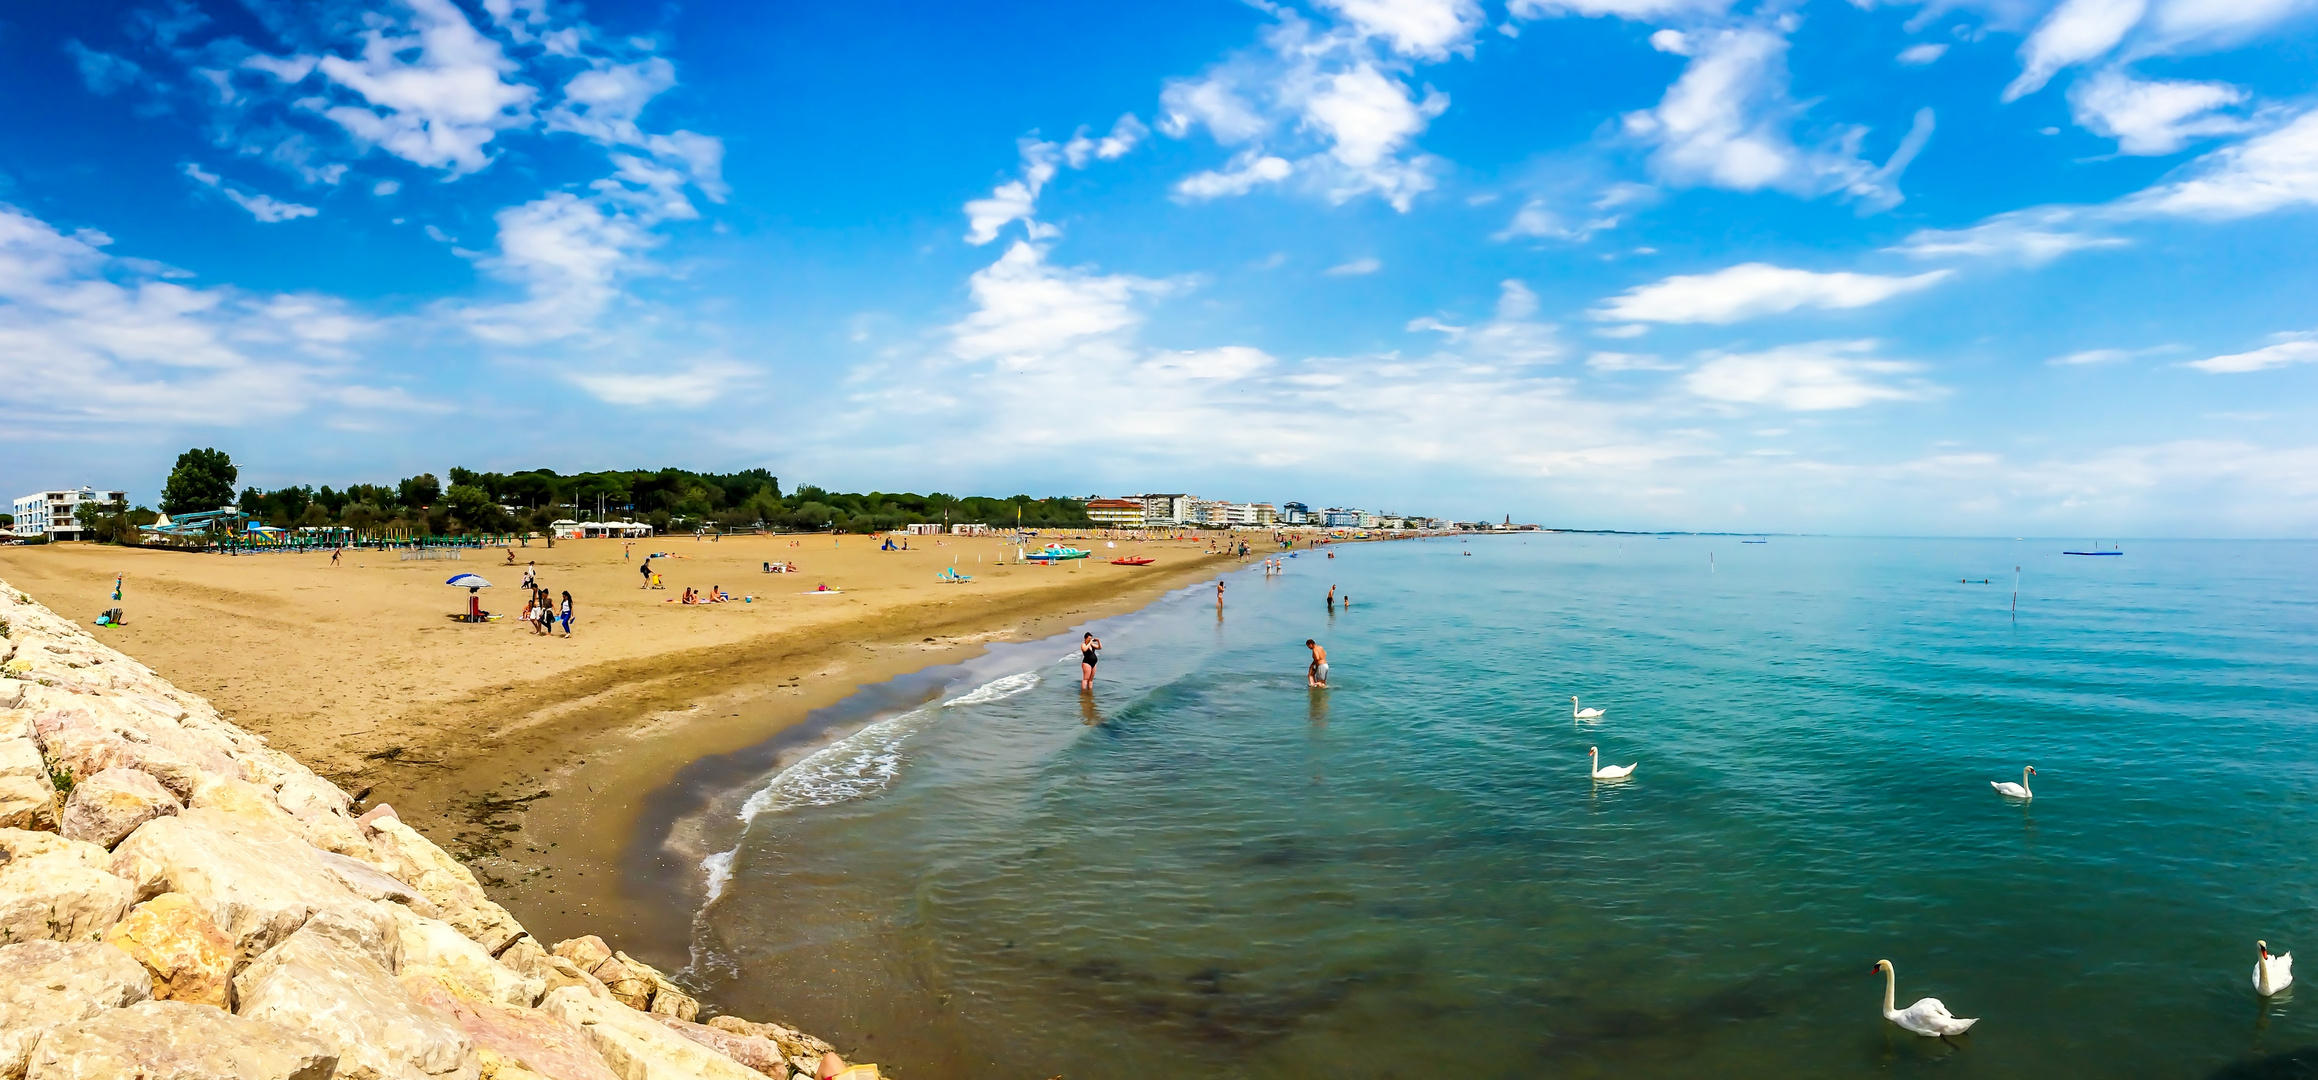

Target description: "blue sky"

left=3, top=0, right=2316, bottom=533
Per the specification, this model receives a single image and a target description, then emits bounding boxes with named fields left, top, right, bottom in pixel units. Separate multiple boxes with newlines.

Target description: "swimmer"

left=1306, top=639, right=1329, bottom=688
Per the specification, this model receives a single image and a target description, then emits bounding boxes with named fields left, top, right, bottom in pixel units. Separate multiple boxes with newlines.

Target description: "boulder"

left=318, top=849, right=443, bottom=918
left=502, top=939, right=610, bottom=1001
left=110, top=808, right=366, bottom=962
left=0, top=715, right=58, bottom=832
left=0, top=828, right=134, bottom=944
left=294, top=902, right=402, bottom=973
left=382, top=902, right=544, bottom=1008
left=704, top=1016, right=836, bottom=1061
left=59, top=767, right=179, bottom=849
left=651, top=1016, right=789, bottom=1077
left=402, top=968, right=619, bottom=1080
left=270, top=771, right=371, bottom=855
left=551, top=938, right=651, bottom=1011
left=101, top=892, right=236, bottom=1007
left=363, top=815, right=526, bottom=954
left=24, top=999, right=337, bottom=1080
left=616, top=953, right=697, bottom=1023
left=538, top=986, right=764, bottom=1080
left=29, top=701, right=237, bottom=801
left=0, top=940, right=151, bottom=1079
left=233, top=922, right=477, bottom=1080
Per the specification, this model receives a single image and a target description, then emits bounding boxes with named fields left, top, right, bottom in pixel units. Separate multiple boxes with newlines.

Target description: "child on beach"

left=559, top=591, right=573, bottom=637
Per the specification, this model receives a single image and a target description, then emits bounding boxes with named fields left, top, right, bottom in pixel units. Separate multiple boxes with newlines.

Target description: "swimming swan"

left=1874, top=959, right=1978, bottom=1037
left=1588, top=746, right=1636, bottom=780
left=2256, top=941, right=2294, bottom=996
left=1991, top=766, right=2035, bottom=800
left=1572, top=696, right=1605, bottom=720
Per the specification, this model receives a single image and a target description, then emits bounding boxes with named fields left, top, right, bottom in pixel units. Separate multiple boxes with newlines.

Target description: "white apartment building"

left=13, top=487, right=128, bottom=541
left=1220, top=502, right=1277, bottom=526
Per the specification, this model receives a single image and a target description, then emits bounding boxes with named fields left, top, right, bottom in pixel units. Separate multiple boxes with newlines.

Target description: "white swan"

left=1991, top=765, right=2035, bottom=800
left=2255, top=941, right=2294, bottom=996
left=1588, top=746, right=1636, bottom=780
left=1572, top=696, right=1605, bottom=720
left=1874, top=959, right=1978, bottom=1037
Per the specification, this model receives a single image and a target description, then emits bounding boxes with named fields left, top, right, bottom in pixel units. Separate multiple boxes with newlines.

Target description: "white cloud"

left=1506, top=0, right=1731, bottom=19
left=1620, top=24, right=1932, bottom=210
left=461, top=192, right=656, bottom=344
left=1156, top=16, right=1450, bottom=212
left=306, top=0, right=537, bottom=175
left=545, top=57, right=675, bottom=146
left=0, top=203, right=379, bottom=426
left=1685, top=341, right=1936, bottom=410
left=964, top=140, right=1061, bottom=246
left=181, top=163, right=319, bottom=223
left=373, top=179, right=402, bottom=196
left=2069, top=69, right=2250, bottom=154
left=1315, top=0, right=1483, bottom=59
left=2187, top=334, right=2318, bottom=373
left=1887, top=205, right=2125, bottom=263
left=1063, top=114, right=1149, bottom=167
left=1326, top=256, right=1384, bottom=276
left=2049, top=347, right=2133, bottom=365
left=1594, top=263, right=1950, bottom=324
left=2122, top=106, right=2318, bottom=218
left=1587, top=351, right=1675, bottom=371
left=2006, top=0, right=2147, bottom=100
left=568, top=359, right=755, bottom=406
left=1406, top=280, right=1562, bottom=363
left=949, top=242, right=1177, bottom=367
left=66, top=41, right=144, bottom=95
left=1897, top=43, right=1949, bottom=65
left=1175, top=151, right=1296, bottom=200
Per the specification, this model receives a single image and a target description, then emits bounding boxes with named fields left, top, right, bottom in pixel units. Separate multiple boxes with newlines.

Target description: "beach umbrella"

left=445, top=573, right=493, bottom=589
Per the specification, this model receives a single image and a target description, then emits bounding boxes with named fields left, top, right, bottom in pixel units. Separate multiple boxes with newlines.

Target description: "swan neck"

left=1881, top=964, right=1896, bottom=1015
left=2022, top=766, right=2033, bottom=796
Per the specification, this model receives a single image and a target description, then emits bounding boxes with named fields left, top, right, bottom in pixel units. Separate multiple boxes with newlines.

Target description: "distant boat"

left=2063, top=541, right=2123, bottom=556
left=1110, top=555, right=1155, bottom=566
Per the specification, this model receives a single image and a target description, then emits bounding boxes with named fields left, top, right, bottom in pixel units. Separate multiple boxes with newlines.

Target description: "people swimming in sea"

left=1080, top=632, right=1102, bottom=690
left=1306, top=639, right=1329, bottom=688
left=1326, top=585, right=1336, bottom=611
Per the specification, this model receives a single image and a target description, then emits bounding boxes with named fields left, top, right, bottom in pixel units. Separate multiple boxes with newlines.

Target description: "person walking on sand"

left=559, top=591, right=574, bottom=637
left=1080, top=632, right=1101, bottom=690
left=639, top=557, right=653, bottom=589
left=522, top=561, right=537, bottom=591
left=1307, top=639, right=1329, bottom=688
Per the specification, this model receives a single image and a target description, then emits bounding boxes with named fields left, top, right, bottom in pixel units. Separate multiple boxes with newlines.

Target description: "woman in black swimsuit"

left=1080, top=632, right=1102, bottom=690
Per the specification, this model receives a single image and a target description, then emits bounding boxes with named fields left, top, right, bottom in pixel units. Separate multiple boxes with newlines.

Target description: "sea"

left=657, top=535, right=2318, bottom=1079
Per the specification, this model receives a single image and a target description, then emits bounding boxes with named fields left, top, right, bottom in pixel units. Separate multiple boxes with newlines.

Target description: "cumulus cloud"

left=1685, top=341, right=1937, bottom=410
left=1156, top=13, right=1454, bottom=212
left=305, top=0, right=538, bottom=175
left=181, top=164, right=319, bottom=223
left=461, top=192, right=656, bottom=344
left=2187, top=334, right=2318, bottom=373
left=2121, top=106, right=2318, bottom=218
left=1888, top=205, right=2126, bottom=263
left=965, top=120, right=1152, bottom=244
left=2069, top=69, right=2250, bottom=155
left=1620, top=24, right=1934, bottom=210
left=1896, top=43, right=1949, bottom=65
left=1407, top=280, right=1562, bottom=363
left=2006, top=0, right=2148, bottom=100
left=0, top=203, right=385, bottom=426
left=1594, top=263, right=1950, bottom=324
left=1314, top=0, right=1484, bottom=59
left=949, top=242, right=1177, bottom=366
left=1506, top=0, right=1731, bottom=20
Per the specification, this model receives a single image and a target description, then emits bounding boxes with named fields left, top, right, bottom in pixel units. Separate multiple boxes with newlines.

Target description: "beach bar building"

left=551, top=519, right=656, bottom=539
left=1084, top=499, right=1146, bottom=529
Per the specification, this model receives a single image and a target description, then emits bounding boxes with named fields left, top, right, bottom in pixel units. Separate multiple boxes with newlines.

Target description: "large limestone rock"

left=383, top=902, right=545, bottom=1008
left=318, top=849, right=443, bottom=918
left=0, top=940, right=151, bottom=1079
left=704, top=1016, right=836, bottom=1065
left=24, top=999, right=337, bottom=1080
left=551, top=937, right=653, bottom=1011
left=651, top=1016, right=789, bottom=1077
left=109, top=808, right=366, bottom=961
left=402, top=968, right=619, bottom=1080
left=500, top=939, right=611, bottom=1001
left=362, top=810, right=526, bottom=954
left=538, top=986, right=763, bottom=1080
left=234, top=923, right=477, bottom=1080
left=102, top=892, right=236, bottom=1007
left=0, top=829, right=134, bottom=944
left=194, top=775, right=366, bottom=858
left=0, top=714, right=58, bottom=832
left=29, top=698, right=238, bottom=801
left=59, top=767, right=179, bottom=849
left=621, top=953, right=697, bottom=1023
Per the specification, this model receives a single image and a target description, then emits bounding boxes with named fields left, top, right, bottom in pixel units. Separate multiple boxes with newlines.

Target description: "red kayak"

left=1110, top=556, right=1156, bottom=566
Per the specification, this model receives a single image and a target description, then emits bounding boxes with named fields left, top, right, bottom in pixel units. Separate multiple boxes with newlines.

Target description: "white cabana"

left=551, top=519, right=656, bottom=539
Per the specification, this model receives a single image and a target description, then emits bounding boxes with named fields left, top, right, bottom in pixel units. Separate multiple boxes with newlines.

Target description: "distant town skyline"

left=4, top=1, right=2317, bottom=535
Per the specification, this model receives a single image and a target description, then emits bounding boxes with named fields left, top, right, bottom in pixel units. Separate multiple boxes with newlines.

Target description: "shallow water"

left=679, top=536, right=2318, bottom=1078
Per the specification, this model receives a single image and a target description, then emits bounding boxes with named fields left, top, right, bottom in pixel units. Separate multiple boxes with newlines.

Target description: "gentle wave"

left=945, top=671, right=1040, bottom=707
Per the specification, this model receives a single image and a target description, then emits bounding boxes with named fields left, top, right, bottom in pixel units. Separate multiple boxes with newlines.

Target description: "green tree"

left=160, top=448, right=238, bottom=515
left=398, top=473, right=442, bottom=509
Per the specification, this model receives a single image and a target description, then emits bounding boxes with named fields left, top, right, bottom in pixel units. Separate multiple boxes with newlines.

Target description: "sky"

left=2, top=0, right=2316, bottom=534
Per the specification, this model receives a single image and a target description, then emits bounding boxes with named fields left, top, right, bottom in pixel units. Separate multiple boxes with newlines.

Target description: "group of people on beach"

left=516, top=562, right=573, bottom=637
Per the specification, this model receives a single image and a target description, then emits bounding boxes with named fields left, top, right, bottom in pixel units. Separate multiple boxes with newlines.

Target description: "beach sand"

left=0, top=532, right=1241, bottom=956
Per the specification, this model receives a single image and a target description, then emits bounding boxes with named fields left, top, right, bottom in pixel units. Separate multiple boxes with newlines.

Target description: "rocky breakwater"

left=0, top=578, right=864, bottom=1080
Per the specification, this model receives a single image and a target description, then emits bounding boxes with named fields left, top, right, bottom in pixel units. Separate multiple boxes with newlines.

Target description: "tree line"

left=68, top=448, right=1093, bottom=543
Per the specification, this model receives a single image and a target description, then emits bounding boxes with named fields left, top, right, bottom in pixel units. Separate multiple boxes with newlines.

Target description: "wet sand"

left=0, top=532, right=1243, bottom=960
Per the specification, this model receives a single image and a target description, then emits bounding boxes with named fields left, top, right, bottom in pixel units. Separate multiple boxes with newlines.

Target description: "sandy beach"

left=0, top=532, right=1242, bottom=958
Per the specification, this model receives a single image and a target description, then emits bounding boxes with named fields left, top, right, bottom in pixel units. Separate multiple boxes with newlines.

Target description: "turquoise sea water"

left=674, top=536, right=2318, bottom=1078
